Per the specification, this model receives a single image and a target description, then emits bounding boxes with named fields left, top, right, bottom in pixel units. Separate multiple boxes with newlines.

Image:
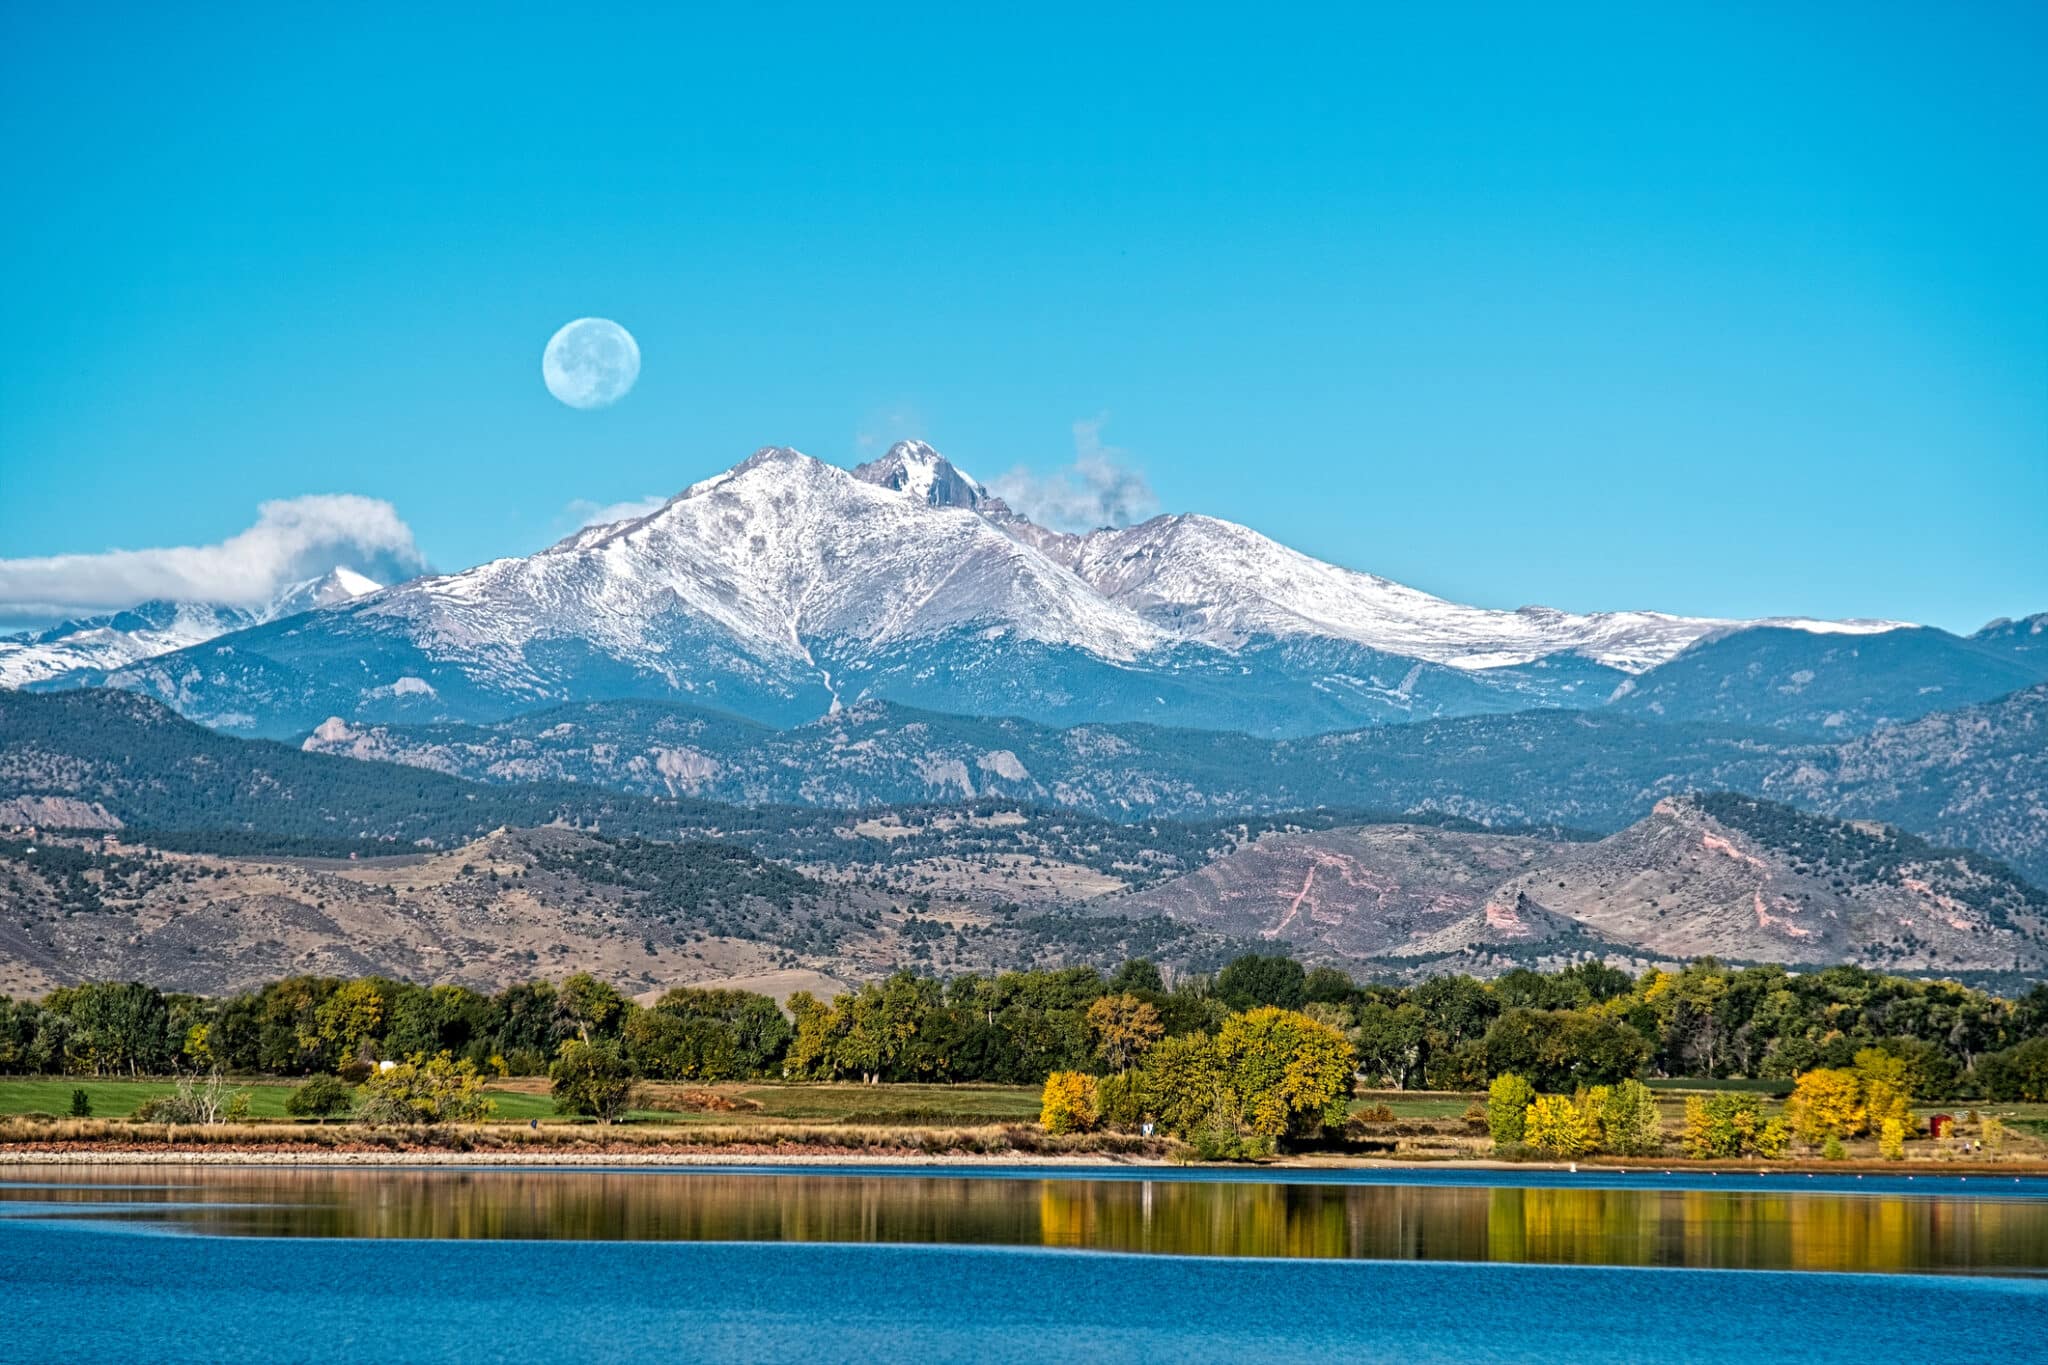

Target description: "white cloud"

left=988, top=416, right=1160, bottom=532
left=560, top=495, right=669, bottom=530
left=0, top=494, right=428, bottom=619
left=854, top=404, right=928, bottom=456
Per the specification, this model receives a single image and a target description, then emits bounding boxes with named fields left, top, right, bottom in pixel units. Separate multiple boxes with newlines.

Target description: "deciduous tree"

left=1040, top=1070, right=1099, bottom=1135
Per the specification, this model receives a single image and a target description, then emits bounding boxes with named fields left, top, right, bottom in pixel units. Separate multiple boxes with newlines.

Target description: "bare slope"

left=1117, top=796, right=2048, bottom=976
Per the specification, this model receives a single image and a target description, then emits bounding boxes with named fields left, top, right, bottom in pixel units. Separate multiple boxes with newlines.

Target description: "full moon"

left=542, top=317, right=640, bottom=409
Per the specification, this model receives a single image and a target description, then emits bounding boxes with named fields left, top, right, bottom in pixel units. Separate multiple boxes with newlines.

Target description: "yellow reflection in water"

left=3, top=1167, right=2043, bottom=1276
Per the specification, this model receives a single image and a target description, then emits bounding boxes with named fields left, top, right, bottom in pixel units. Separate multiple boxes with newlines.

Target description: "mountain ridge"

left=0, top=567, right=383, bottom=688
left=26, top=441, right=2013, bottom=740
left=294, top=682, right=2048, bottom=886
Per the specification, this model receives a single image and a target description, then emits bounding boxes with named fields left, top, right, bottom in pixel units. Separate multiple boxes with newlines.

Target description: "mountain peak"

left=852, top=440, right=999, bottom=514
left=269, top=567, right=384, bottom=619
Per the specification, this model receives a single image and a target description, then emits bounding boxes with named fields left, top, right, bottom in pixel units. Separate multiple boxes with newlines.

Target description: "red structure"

left=1927, top=1113, right=1955, bottom=1138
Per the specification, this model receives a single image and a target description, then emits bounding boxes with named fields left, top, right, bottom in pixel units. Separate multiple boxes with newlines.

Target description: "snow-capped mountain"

left=854, top=441, right=1897, bottom=671
left=0, top=567, right=383, bottom=688
left=42, top=441, right=2010, bottom=741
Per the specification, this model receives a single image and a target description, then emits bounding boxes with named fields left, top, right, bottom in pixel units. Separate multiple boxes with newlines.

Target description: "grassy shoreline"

left=4, top=1118, right=2046, bottom=1177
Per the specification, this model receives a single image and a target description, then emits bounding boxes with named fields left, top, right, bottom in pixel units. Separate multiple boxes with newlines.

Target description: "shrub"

left=68, top=1089, right=91, bottom=1118
left=1879, top=1117, right=1906, bottom=1161
left=1040, top=1071, right=1099, bottom=1135
left=285, top=1074, right=358, bottom=1119
left=357, top=1051, right=495, bottom=1126
left=1821, top=1135, right=1846, bottom=1161
left=131, top=1071, right=240, bottom=1125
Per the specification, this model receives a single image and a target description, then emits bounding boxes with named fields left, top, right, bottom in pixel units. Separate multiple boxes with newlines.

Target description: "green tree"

left=1107, top=959, right=1165, bottom=994
left=69, top=1088, right=91, bottom=1118
left=1487, top=1073, right=1535, bottom=1149
left=1978, top=1039, right=2048, bottom=1102
left=557, top=973, right=627, bottom=1043
left=1598, top=1079, right=1662, bottom=1155
left=1215, top=955, right=1307, bottom=1012
left=1351, top=1001, right=1426, bottom=1090
left=550, top=1040, right=638, bottom=1123
left=314, top=979, right=385, bottom=1065
left=1142, top=1032, right=1226, bottom=1139
left=1682, top=1093, right=1766, bottom=1158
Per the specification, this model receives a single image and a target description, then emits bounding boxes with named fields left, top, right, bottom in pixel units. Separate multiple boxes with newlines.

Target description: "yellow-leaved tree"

left=314, top=979, right=384, bottom=1064
left=1855, top=1049, right=1914, bottom=1135
left=1040, top=1071, right=1100, bottom=1135
left=1524, top=1094, right=1594, bottom=1158
left=1212, top=1006, right=1356, bottom=1142
left=1787, top=1068, right=1865, bottom=1144
left=1085, top=994, right=1165, bottom=1075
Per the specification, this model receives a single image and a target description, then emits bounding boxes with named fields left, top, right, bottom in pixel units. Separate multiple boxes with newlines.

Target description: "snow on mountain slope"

left=0, top=569, right=383, bottom=688
left=851, top=439, right=1000, bottom=513
left=854, top=445, right=1903, bottom=673
left=1063, top=513, right=1899, bottom=672
left=41, top=440, right=1938, bottom=739
left=357, top=447, right=1168, bottom=693
left=269, top=567, right=386, bottom=617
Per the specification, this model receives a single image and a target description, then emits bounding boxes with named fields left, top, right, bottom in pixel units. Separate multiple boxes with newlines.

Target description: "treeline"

left=2, top=955, right=2046, bottom=1101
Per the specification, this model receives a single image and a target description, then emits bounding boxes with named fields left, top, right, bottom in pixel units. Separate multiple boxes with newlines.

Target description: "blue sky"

left=2, top=3, right=2043, bottom=631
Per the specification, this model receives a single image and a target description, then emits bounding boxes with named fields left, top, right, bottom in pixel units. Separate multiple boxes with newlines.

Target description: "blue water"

left=4, top=1218, right=2045, bottom=1364
left=6, top=1164, right=2047, bottom=1360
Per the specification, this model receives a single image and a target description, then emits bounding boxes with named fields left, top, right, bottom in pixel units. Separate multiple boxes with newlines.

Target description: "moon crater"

left=543, top=318, right=640, bottom=409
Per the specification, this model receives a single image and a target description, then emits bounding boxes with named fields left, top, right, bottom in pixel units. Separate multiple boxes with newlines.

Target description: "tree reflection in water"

left=2, top=1167, right=2043, bottom=1276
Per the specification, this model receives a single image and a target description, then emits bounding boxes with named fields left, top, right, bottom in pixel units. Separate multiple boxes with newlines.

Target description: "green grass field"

left=1349, top=1093, right=1481, bottom=1120
left=0, top=1077, right=558, bottom=1122
left=667, top=1082, right=1043, bottom=1126
left=0, top=1077, right=1041, bottom=1126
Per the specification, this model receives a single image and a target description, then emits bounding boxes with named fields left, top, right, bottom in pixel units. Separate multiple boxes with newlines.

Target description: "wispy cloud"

left=989, top=416, right=1160, bottom=532
left=854, top=404, right=928, bottom=456
left=0, top=494, right=428, bottom=620
left=560, top=494, right=669, bottom=530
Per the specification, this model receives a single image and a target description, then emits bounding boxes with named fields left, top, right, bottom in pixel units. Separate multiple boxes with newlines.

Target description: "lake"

left=4, top=1164, right=2046, bottom=1362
